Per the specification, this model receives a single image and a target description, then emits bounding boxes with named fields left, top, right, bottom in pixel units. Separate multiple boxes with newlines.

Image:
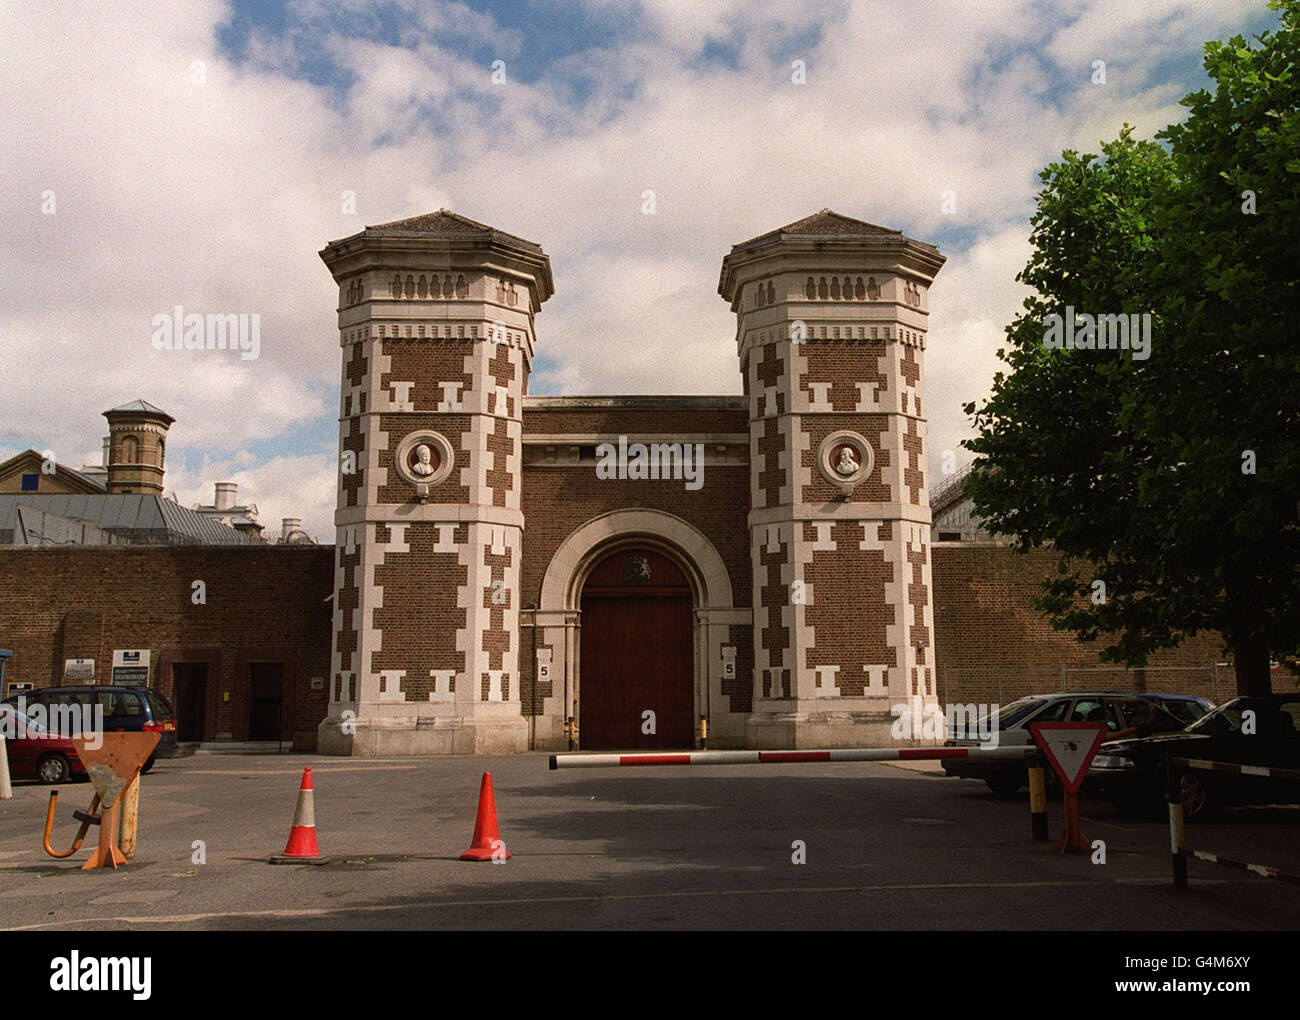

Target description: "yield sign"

left=1029, top=722, right=1109, bottom=794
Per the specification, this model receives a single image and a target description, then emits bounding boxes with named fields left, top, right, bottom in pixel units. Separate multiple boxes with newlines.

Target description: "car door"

left=1253, top=698, right=1300, bottom=806
left=4, top=710, right=36, bottom=773
left=45, top=691, right=93, bottom=738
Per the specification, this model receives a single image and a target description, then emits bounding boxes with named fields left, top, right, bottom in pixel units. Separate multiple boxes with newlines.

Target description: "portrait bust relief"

left=411, top=443, right=439, bottom=476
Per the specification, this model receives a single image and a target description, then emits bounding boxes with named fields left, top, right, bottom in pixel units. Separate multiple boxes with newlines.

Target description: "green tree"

left=963, top=1, right=1300, bottom=696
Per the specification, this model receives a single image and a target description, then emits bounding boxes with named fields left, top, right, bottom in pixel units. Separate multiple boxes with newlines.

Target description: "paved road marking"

left=88, top=890, right=180, bottom=905
left=3, top=877, right=1260, bottom=930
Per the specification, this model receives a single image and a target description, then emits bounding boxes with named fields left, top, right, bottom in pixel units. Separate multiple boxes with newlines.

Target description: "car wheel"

left=140, top=754, right=157, bottom=775
left=1179, top=775, right=1215, bottom=821
left=985, top=776, right=1023, bottom=798
left=36, top=753, right=71, bottom=785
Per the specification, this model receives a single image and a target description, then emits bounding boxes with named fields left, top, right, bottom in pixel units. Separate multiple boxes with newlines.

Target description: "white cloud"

left=0, top=0, right=1275, bottom=541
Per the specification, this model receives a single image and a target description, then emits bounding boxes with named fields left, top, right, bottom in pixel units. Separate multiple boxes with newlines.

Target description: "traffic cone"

left=270, top=766, right=330, bottom=865
left=460, top=771, right=510, bottom=861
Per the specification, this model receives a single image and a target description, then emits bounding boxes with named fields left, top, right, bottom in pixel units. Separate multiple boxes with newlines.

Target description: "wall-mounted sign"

left=111, top=649, right=151, bottom=687
left=7, top=681, right=33, bottom=696
left=63, top=658, right=95, bottom=682
left=536, top=648, right=552, bottom=684
left=721, top=646, right=736, bottom=680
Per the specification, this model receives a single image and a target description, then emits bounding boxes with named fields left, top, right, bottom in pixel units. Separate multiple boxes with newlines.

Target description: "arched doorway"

left=579, top=547, right=694, bottom=749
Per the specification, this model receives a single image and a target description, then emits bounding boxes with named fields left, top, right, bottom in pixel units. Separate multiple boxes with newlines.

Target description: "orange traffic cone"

left=270, top=767, right=330, bottom=865
left=460, top=771, right=510, bottom=861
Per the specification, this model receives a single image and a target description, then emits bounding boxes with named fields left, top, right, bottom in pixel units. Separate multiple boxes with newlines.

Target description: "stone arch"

left=540, top=508, right=733, bottom=612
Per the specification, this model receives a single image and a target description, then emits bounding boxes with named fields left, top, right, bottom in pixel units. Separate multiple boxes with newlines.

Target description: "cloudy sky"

left=0, top=0, right=1278, bottom=539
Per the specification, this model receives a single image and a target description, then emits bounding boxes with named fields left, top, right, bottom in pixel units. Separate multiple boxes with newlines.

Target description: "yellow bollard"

left=1028, top=760, right=1048, bottom=841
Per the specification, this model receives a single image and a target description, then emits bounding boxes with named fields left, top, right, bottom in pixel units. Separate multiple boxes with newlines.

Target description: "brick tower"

left=318, top=211, right=553, bottom=755
left=103, top=400, right=173, bottom=495
left=718, top=210, right=946, bottom=746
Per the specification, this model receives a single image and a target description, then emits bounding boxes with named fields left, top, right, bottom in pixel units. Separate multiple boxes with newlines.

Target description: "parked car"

left=1088, top=695, right=1300, bottom=820
left=0, top=703, right=89, bottom=784
left=1, top=686, right=178, bottom=772
left=942, top=691, right=1215, bottom=796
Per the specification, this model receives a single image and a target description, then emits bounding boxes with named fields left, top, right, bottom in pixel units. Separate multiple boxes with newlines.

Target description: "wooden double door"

left=579, top=548, right=694, bottom=749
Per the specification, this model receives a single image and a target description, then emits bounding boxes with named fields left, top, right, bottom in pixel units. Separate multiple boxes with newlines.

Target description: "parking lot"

left=1, top=751, right=1297, bottom=930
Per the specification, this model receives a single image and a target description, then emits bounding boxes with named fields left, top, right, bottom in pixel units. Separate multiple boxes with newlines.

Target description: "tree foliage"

left=963, top=1, right=1300, bottom=695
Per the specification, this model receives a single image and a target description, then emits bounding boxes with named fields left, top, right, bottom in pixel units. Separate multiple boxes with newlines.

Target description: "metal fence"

left=938, top=663, right=1225, bottom=706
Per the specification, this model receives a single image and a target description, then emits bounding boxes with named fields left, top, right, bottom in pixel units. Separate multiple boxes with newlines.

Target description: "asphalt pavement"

left=1, top=751, right=1297, bottom=930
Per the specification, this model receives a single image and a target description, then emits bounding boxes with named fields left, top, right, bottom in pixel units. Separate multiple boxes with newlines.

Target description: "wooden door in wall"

left=579, top=548, right=694, bottom=749
left=172, top=662, right=208, bottom=742
left=248, top=662, right=284, bottom=741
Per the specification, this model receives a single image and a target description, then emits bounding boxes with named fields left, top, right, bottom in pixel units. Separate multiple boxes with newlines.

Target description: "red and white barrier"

left=549, top=745, right=1036, bottom=770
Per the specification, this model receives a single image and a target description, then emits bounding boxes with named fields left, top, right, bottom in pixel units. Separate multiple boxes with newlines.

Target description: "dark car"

left=1, top=685, right=178, bottom=771
left=1, top=703, right=89, bottom=783
left=1089, top=695, right=1300, bottom=820
left=942, top=691, right=1214, bottom=796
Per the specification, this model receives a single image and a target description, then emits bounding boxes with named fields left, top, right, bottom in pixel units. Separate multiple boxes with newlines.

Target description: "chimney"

left=281, top=518, right=302, bottom=542
left=214, top=482, right=238, bottom=510
left=101, top=437, right=110, bottom=466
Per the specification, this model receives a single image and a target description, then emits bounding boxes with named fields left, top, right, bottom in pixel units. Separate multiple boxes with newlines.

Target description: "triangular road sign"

left=71, top=732, right=158, bottom=809
left=1029, top=722, right=1109, bottom=794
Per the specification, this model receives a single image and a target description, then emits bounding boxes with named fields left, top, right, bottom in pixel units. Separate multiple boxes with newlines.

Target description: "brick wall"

left=0, top=546, right=334, bottom=748
left=931, top=543, right=1264, bottom=706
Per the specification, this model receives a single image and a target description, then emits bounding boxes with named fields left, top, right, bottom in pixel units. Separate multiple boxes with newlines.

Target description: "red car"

left=1, top=704, right=88, bottom=784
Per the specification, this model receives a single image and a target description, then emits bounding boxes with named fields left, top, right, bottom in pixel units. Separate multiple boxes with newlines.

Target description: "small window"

left=1030, top=699, right=1072, bottom=724
left=100, top=691, right=143, bottom=717
left=20, top=473, right=38, bottom=491
left=145, top=690, right=175, bottom=717
left=1067, top=698, right=1119, bottom=731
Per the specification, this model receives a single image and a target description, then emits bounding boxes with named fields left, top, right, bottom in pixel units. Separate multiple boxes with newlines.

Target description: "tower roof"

left=104, top=399, right=174, bottom=423
left=719, top=209, right=945, bottom=303
left=345, top=209, right=543, bottom=253
left=732, top=209, right=902, bottom=249
left=321, top=208, right=554, bottom=304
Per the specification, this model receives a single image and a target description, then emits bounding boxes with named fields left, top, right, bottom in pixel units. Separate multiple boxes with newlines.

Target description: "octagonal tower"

left=318, top=210, right=553, bottom=754
left=719, top=210, right=946, bottom=747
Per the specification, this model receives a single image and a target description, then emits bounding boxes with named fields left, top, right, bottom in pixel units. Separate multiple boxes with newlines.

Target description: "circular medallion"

left=393, top=430, right=455, bottom=489
left=817, top=431, right=872, bottom=494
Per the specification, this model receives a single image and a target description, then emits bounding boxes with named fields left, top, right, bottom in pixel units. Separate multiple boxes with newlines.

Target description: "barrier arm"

left=550, top=745, right=1039, bottom=769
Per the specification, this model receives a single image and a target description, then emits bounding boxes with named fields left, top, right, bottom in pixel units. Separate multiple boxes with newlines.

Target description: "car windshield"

left=996, top=697, right=1047, bottom=728
left=145, top=690, right=174, bottom=716
left=1186, top=698, right=1284, bottom=736
left=1159, top=699, right=1211, bottom=724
